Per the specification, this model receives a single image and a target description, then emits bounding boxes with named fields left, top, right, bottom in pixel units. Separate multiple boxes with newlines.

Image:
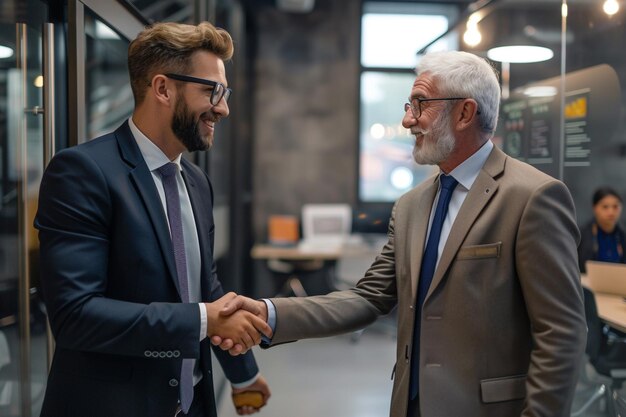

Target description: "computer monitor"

left=300, top=204, right=352, bottom=251
left=351, top=203, right=392, bottom=235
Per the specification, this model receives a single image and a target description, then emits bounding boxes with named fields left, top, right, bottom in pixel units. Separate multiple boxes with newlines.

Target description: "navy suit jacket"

left=35, top=121, right=258, bottom=417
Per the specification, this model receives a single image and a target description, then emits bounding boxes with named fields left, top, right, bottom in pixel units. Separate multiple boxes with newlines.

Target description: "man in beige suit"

left=216, top=51, right=587, bottom=417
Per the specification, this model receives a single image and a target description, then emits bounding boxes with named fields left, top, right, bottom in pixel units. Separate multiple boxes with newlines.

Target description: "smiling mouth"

left=200, top=116, right=215, bottom=131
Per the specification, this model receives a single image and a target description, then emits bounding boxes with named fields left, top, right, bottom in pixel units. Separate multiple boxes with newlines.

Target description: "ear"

left=454, top=99, right=479, bottom=131
left=151, top=74, right=175, bottom=107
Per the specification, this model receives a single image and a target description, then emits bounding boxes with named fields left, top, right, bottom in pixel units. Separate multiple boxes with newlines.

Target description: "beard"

left=412, top=111, right=456, bottom=166
left=171, top=97, right=213, bottom=152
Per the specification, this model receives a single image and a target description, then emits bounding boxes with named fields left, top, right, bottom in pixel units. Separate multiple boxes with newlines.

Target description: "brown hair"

left=128, top=21, right=234, bottom=104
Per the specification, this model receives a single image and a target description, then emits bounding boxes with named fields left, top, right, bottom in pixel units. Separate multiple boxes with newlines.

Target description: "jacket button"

left=169, top=378, right=179, bottom=387
left=166, top=351, right=173, bottom=358
left=173, top=350, right=180, bottom=358
left=144, top=350, right=152, bottom=357
left=159, top=352, right=166, bottom=358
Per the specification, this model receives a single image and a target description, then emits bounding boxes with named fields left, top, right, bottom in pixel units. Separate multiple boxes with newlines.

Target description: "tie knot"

left=439, top=174, right=458, bottom=191
left=157, top=162, right=178, bottom=178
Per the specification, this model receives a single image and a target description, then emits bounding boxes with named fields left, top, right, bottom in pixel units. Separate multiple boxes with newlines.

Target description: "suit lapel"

left=425, top=146, right=506, bottom=302
left=409, top=175, right=439, bottom=304
left=116, top=122, right=180, bottom=294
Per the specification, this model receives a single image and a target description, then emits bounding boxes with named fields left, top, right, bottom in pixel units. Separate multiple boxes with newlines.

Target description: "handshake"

left=204, top=293, right=270, bottom=356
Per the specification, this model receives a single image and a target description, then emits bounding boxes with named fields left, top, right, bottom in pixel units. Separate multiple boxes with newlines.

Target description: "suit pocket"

left=457, top=242, right=502, bottom=260
left=480, top=374, right=526, bottom=403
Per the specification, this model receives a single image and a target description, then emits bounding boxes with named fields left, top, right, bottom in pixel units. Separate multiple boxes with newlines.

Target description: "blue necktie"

left=409, top=174, right=458, bottom=400
left=157, top=162, right=194, bottom=414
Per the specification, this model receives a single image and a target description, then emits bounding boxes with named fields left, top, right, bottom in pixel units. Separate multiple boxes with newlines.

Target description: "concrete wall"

left=250, top=0, right=362, bottom=242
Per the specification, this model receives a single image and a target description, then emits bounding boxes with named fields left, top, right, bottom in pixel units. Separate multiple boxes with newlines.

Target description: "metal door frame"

left=67, top=0, right=147, bottom=146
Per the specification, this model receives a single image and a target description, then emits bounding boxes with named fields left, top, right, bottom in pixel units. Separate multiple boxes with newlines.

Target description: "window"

left=359, top=2, right=458, bottom=203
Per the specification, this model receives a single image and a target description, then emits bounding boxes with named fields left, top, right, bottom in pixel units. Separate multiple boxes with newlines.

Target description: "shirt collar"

left=446, top=140, right=493, bottom=191
left=128, top=116, right=183, bottom=172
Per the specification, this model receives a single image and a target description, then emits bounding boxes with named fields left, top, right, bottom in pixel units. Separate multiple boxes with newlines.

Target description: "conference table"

left=581, top=276, right=626, bottom=333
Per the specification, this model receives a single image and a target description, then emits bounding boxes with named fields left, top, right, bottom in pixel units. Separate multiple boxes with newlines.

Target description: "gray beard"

left=412, top=112, right=455, bottom=166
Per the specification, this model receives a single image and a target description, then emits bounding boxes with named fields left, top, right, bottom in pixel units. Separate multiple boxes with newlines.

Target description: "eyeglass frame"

left=164, top=73, right=232, bottom=106
left=404, top=97, right=479, bottom=119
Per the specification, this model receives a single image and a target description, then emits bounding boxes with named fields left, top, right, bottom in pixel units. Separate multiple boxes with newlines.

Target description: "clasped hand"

left=206, top=292, right=269, bottom=355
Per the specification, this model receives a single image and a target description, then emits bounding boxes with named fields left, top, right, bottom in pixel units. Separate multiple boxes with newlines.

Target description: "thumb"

left=220, top=295, right=244, bottom=316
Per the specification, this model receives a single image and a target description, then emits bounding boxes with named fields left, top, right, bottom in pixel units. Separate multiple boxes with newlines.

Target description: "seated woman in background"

left=578, top=186, right=626, bottom=273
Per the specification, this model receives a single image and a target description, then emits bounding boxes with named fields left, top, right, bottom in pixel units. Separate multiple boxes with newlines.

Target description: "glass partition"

left=0, top=1, right=51, bottom=415
left=358, top=2, right=458, bottom=203
left=360, top=0, right=626, bottom=228
left=85, top=11, right=133, bottom=138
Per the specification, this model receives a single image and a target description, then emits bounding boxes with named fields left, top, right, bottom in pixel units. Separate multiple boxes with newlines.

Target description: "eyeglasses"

left=404, top=97, right=469, bottom=119
left=164, top=73, right=232, bottom=106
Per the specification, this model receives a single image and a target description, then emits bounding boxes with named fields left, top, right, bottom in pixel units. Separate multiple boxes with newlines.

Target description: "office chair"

left=334, top=239, right=396, bottom=343
left=571, top=287, right=626, bottom=417
left=267, top=258, right=326, bottom=297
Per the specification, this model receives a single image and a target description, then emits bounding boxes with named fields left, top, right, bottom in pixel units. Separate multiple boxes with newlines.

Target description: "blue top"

left=596, top=227, right=622, bottom=263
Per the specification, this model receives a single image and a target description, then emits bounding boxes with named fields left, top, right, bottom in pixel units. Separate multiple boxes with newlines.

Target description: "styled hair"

left=416, top=51, right=501, bottom=138
left=593, top=186, right=623, bottom=206
left=128, top=21, right=234, bottom=104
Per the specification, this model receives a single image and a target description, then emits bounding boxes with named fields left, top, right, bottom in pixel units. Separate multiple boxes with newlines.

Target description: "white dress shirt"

left=429, top=140, right=494, bottom=269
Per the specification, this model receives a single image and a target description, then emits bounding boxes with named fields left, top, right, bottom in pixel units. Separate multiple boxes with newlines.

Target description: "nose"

left=213, top=98, right=230, bottom=118
left=402, top=107, right=416, bottom=129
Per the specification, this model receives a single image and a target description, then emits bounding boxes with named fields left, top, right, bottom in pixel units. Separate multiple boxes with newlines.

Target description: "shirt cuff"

left=198, top=303, right=207, bottom=341
left=231, top=372, right=260, bottom=389
left=262, top=299, right=276, bottom=345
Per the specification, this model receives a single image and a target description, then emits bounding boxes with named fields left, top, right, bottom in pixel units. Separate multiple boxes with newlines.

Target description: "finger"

left=229, top=343, right=245, bottom=356
left=240, top=328, right=254, bottom=350
left=210, top=335, right=223, bottom=346
left=219, top=338, right=235, bottom=350
left=241, top=405, right=257, bottom=415
left=250, top=315, right=273, bottom=339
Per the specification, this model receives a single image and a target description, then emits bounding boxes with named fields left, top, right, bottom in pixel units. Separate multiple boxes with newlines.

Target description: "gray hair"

left=416, top=51, right=500, bottom=138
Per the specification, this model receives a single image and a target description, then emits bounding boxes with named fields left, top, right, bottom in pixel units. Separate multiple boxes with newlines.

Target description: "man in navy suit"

left=35, top=21, right=270, bottom=417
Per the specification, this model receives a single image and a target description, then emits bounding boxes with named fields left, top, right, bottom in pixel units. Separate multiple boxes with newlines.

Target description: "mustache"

left=200, top=111, right=220, bottom=123
left=410, top=128, right=429, bottom=136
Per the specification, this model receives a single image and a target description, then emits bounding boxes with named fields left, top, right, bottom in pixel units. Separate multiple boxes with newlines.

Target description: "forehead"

left=597, top=195, right=622, bottom=205
left=188, top=50, right=228, bottom=85
left=410, top=72, right=439, bottom=98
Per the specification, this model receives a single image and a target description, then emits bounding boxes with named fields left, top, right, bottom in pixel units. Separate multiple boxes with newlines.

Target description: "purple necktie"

left=409, top=173, right=458, bottom=400
left=157, top=162, right=194, bottom=414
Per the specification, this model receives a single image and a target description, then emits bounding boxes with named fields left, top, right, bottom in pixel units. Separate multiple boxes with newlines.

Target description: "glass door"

left=0, top=1, right=53, bottom=416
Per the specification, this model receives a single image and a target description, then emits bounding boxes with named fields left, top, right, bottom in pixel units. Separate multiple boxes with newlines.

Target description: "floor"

left=217, top=326, right=626, bottom=417
left=217, top=329, right=396, bottom=417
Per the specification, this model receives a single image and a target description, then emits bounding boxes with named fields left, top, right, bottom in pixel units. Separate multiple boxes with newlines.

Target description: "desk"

left=582, top=276, right=626, bottom=333
left=251, top=241, right=382, bottom=296
left=251, top=245, right=343, bottom=261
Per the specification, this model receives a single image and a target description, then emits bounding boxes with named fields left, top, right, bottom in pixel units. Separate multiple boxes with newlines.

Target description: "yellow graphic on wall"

left=564, top=97, right=587, bottom=119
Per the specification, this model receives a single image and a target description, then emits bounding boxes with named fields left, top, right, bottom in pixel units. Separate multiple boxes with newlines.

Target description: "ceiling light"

left=523, top=86, right=557, bottom=97
left=95, top=20, right=120, bottom=40
left=487, top=45, right=553, bottom=63
left=0, top=45, right=14, bottom=59
left=463, top=27, right=482, bottom=47
left=603, top=0, right=620, bottom=15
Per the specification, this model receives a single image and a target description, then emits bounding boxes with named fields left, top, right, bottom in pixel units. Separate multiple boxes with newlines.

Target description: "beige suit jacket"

left=268, top=146, right=587, bottom=417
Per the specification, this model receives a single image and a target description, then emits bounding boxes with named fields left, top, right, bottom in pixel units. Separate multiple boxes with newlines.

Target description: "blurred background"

left=1, top=0, right=625, bottom=415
